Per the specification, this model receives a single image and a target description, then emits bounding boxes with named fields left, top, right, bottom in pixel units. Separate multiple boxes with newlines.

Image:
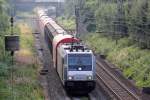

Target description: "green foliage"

left=84, top=33, right=150, bottom=87
left=0, top=0, right=11, bottom=62
left=0, top=62, right=10, bottom=77
left=95, top=2, right=117, bottom=34
left=0, top=64, right=44, bottom=100
left=57, top=16, right=76, bottom=30
left=86, top=24, right=96, bottom=32
left=0, top=63, right=11, bottom=100
left=64, top=0, right=76, bottom=18
left=11, top=65, right=44, bottom=100
left=0, top=79, right=11, bottom=100
left=69, top=0, right=150, bottom=48
left=85, top=0, right=97, bottom=11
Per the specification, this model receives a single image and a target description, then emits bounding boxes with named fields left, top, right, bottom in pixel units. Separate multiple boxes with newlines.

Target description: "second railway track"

left=96, top=58, right=140, bottom=100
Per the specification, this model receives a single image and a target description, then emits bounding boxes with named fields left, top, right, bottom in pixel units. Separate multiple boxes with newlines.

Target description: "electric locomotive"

left=37, top=9, right=96, bottom=94
left=56, top=42, right=96, bottom=94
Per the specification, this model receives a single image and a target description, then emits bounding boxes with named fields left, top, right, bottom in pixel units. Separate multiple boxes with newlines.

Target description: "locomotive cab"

left=66, top=53, right=96, bottom=94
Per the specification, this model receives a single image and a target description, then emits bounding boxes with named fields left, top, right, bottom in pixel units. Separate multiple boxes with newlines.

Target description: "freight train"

left=37, top=9, right=96, bottom=94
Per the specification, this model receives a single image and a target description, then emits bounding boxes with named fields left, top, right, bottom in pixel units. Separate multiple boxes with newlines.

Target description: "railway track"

left=96, top=59, right=140, bottom=100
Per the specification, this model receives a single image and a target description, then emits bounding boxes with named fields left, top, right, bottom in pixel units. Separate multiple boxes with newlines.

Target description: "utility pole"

left=11, top=1, right=14, bottom=99
left=5, top=1, right=19, bottom=100
left=75, top=5, right=79, bottom=38
left=114, top=0, right=124, bottom=45
left=75, top=0, right=83, bottom=38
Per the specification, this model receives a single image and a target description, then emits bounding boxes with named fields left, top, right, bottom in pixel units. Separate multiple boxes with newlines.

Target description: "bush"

left=0, top=62, right=10, bottom=77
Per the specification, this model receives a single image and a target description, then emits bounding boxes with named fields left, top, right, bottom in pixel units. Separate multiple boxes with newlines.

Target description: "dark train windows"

left=47, top=23, right=56, bottom=33
left=68, top=54, right=92, bottom=71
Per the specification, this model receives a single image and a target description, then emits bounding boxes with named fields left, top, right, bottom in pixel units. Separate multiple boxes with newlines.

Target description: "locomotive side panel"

left=57, top=47, right=64, bottom=82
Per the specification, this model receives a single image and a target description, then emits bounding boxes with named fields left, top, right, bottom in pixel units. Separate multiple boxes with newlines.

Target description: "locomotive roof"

left=57, top=44, right=93, bottom=58
left=60, top=44, right=92, bottom=54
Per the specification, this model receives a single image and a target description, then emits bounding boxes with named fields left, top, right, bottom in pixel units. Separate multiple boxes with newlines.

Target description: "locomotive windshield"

left=68, top=54, right=92, bottom=71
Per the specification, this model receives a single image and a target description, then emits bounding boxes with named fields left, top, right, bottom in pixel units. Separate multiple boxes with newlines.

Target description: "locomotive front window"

left=68, top=54, right=92, bottom=71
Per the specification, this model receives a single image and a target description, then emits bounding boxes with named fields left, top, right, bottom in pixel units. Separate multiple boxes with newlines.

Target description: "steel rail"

left=96, top=60, right=140, bottom=100
left=96, top=73, right=122, bottom=100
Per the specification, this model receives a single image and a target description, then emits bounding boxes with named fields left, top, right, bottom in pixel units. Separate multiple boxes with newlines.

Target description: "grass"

left=83, top=33, right=150, bottom=87
left=13, top=22, right=44, bottom=100
left=0, top=21, right=44, bottom=100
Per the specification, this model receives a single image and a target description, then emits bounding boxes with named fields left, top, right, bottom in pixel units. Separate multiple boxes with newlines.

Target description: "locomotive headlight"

left=78, top=67, right=82, bottom=71
left=87, top=76, right=92, bottom=80
left=68, top=76, right=73, bottom=80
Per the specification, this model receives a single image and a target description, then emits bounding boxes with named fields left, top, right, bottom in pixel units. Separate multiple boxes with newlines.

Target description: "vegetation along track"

left=96, top=57, right=140, bottom=100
